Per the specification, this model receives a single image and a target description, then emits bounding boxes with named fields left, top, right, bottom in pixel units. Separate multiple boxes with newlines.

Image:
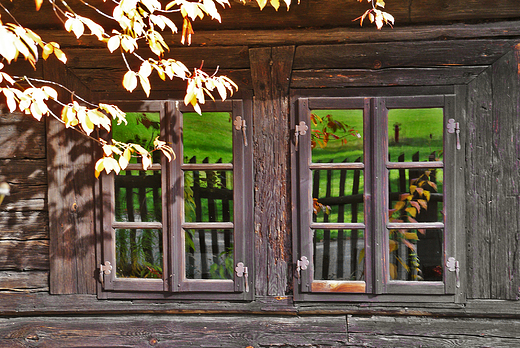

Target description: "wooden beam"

left=36, top=21, right=520, bottom=49
left=44, top=58, right=97, bottom=295
left=293, top=40, right=517, bottom=70
left=291, top=66, right=487, bottom=88
left=0, top=111, right=46, bottom=160
left=250, top=46, right=294, bottom=297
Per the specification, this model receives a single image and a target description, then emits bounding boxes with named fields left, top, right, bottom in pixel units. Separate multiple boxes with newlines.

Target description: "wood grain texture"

left=0, top=315, right=347, bottom=347
left=0, top=211, right=48, bottom=241
left=0, top=110, right=46, bottom=160
left=0, top=240, right=49, bottom=271
left=348, top=315, right=520, bottom=347
left=44, top=58, right=97, bottom=295
left=293, top=40, right=515, bottom=70
left=0, top=271, right=48, bottom=293
left=291, top=67, right=487, bottom=88
left=250, top=46, right=294, bottom=297
left=466, top=69, right=493, bottom=299
left=490, top=49, right=520, bottom=300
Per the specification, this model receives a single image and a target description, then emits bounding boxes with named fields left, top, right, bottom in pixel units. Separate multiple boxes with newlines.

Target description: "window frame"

left=99, top=97, right=254, bottom=301
left=291, top=86, right=464, bottom=303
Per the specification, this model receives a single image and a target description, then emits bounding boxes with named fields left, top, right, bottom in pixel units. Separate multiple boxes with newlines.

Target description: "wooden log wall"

left=0, top=108, right=49, bottom=293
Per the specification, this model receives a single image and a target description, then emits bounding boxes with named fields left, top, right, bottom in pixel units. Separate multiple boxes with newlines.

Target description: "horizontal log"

left=0, top=315, right=348, bottom=347
left=0, top=271, right=48, bottom=293
left=64, top=46, right=250, bottom=70
left=0, top=184, right=46, bottom=212
left=33, top=21, right=520, bottom=49
left=0, top=240, right=49, bottom=271
left=77, top=68, right=252, bottom=94
left=0, top=110, right=46, bottom=160
left=292, top=66, right=487, bottom=88
left=293, top=40, right=516, bottom=70
left=0, top=159, right=47, bottom=185
left=0, top=211, right=48, bottom=240
left=9, top=0, right=520, bottom=31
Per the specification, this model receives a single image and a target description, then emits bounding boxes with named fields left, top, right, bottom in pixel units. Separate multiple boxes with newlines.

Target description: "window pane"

left=388, top=228, right=443, bottom=281
left=185, top=229, right=234, bottom=280
left=388, top=168, right=443, bottom=223
left=388, top=108, right=443, bottom=162
left=184, top=170, right=233, bottom=223
left=311, top=110, right=363, bottom=163
left=313, top=229, right=365, bottom=281
left=312, top=169, right=364, bottom=223
left=183, top=112, right=233, bottom=164
left=115, top=228, right=163, bottom=278
left=115, top=170, right=162, bottom=223
left=113, top=112, right=162, bottom=164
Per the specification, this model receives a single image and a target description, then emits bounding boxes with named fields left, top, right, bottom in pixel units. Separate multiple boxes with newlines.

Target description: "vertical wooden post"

left=250, top=46, right=295, bottom=297
left=44, top=58, right=97, bottom=294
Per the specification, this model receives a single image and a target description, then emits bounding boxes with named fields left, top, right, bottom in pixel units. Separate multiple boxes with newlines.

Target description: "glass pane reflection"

left=313, top=229, right=365, bottom=281
left=311, top=109, right=364, bottom=164
left=115, top=170, right=162, bottom=223
left=388, top=228, right=443, bottom=281
left=185, top=229, right=234, bottom=280
left=388, top=108, right=443, bottom=162
left=115, top=228, right=163, bottom=278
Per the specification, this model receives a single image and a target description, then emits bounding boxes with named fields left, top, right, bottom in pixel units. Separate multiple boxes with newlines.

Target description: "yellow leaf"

left=376, top=0, right=385, bottom=8
left=53, top=47, right=67, bottom=64
left=405, top=207, right=417, bottom=217
left=119, top=148, right=132, bottom=170
left=389, top=263, right=397, bottom=280
left=270, top=0, right=280, bottom=11
left=142, top=154, right=152, bottom=170
left=35, top=0, right=44, bottom=11
left=2, top=88, right=17, bottom=112
left=409, top=185, right=417, bottom=194
left=61, top=105, right=78, bottom=127
left=394, top=200, right=405, bottom=211
left=256, top=0, right=268, bottom=10
left=403, top=232, right=418, bottom=241
left=107, top=36, right=121, bottom=53
left=122, top=71, right=138, bottom=92
left=389, top=239, right=398, bottom=253
left=139, top=61, right=152, bottom=77
left=138, top=74, right=151, bottom=97
left=424, top=190, right=431, bottom=201
left=42, top=43, right=54, bottom=60
left=94, top=158, right=105, bottom=178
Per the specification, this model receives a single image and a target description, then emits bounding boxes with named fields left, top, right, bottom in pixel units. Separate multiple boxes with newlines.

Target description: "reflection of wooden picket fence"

left=312, top=151, right=442, bottom=281
left=114, top=156, right=234, bottom=279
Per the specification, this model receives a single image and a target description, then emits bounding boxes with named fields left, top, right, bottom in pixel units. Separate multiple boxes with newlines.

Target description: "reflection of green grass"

left=183, top=112, right=233, bottom=163
left=311, top=108, right=445, bottom=232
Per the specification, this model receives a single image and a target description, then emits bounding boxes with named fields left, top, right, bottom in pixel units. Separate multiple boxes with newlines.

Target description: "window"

left=292, top=88, right=463, bottom=302
left=99, top=99, right=253, bottom=300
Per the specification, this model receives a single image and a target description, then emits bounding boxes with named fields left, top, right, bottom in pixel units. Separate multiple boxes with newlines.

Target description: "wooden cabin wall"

left=2, top=18, right=520, bottom=347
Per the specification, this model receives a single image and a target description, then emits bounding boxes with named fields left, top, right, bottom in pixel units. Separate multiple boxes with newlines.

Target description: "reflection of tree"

left=310, top=113, right=360, bottom=150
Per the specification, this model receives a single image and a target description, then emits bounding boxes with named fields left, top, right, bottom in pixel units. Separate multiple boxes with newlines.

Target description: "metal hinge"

left=446, top=257, right=460, bottom=288
left=234, top=116, right=248, bottom=147
left=235, top=262, right=249, bottom=293
left=294, top=121, right=308, bottom=151
left=296, top=256, right=310, bottom=284
left=99, top=261, right=112, bottom=284
left=447, top=119, right=461, bottom=150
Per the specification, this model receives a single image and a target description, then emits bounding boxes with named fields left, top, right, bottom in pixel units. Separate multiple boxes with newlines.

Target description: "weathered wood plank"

left=76, top=68, right=252, bottom=94
left=0, top=315, right=347, bottom=347
left=490, top=49, right=520, bottom=300
left=0, top=240, right=49, bottom=271
left=36, top=21, right=520, bottom=49
left=293, top=40, right=516, bottom=70
left=6, top=0, right=520, bottom=31
left=44, top=58, right=97, bottom=295
left=291, top=66, right=487, bottom=88
left=250, top=46, right=294, bottom=297
left=0, top=211, right=48, bottom=241
left=0, top=159, right=47, bottom=186
left=0, top=185, right=46, bottom=212
left=65, top=46, right=250, bottom=70
left=348, top=315, right=520, bottom=347
left=0, top=271, right=48, bottom=293
left=0, top=110, right=46, bottom=160
left=465, top=68, right=493, bottom=299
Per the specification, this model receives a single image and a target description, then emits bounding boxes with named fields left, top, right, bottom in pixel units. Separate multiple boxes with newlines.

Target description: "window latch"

left=294, top=121, right=308, bottom=151
left=234, top=116, right=248, bottom=147
left=296, top=256, right=310, bottom=284
left=447, top=119, right=461, bottom=150
left=446, top=257, right=460, bottom=288
left=99, top=261, right=112, bottom=284
left=235, top=262, right=249, bottom=293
